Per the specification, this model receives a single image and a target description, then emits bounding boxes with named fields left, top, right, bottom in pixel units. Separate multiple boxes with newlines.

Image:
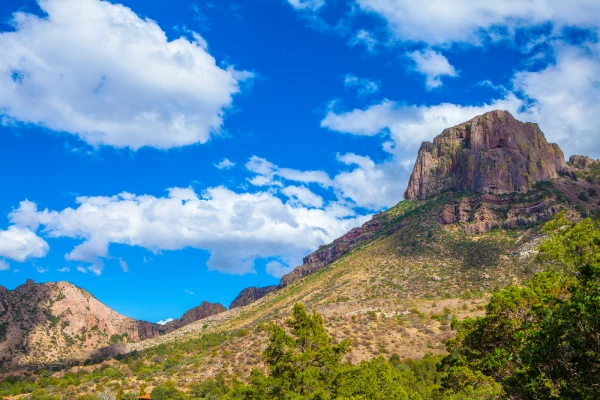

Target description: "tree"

left=150, top=380, right=188, bottom=400
left=252, top=303, right=351, bottom=399
left=440, top=213, right=600, bottom=399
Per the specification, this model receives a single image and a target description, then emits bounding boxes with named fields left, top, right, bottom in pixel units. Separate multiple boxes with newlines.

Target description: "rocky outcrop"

left=279, top=213, right=388, bottom=288
left=0, top=280, right=163, bottom=369
left=569, top=155, right=596, bottom=169
left=164, top=301, right=226, bottom=331
left=405, top=110, right=566, bottom=201
left=230, top=286, right=277, bottom=309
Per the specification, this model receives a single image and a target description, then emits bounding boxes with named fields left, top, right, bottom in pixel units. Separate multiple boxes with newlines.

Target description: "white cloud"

left=157, top=317, right=174, bottom=325
left=408, top=49, right=458, bottom=89
left=119, top=259, right=129, bottom=272
left=9, top=184, right=365, bottom=277
left=214, top=158, right=236, bottom=170
left=0, top=225, right=49, bottom=262
left=57, top=266, right=70, bottom=272
left=281, top=185, right=324, bottom=208
left=349, top=29, right=379, bottom=51
left=287, top=0, right=325, bottom=11
left=0, top=0, right=252, bottom=149
left=246, top=156, right=332, bottom=187
left=76, top=266, right=88, bottom=273
left=356, top=0, right=600, bottom=45
left=333, top=153, right=407, bottom=209
left=0, top=260, right=9, bottom=271
left=36, top=266, right=48, bottom=274
left=512, top=41, right=600, bottom=158
left=344, top=74, right=380, bottom=97
left=265, top=260, right=294, bottom=278
left=184, top=289, right=195, bottom=295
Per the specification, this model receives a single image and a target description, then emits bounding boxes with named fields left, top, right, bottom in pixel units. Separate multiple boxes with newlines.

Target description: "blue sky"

left=1, top=0, right=599, bottom=323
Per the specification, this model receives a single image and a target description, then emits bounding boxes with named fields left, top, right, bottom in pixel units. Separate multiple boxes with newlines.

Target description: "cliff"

left=404, top=110, right=566, bottom=200
left=230, top=286, right=277, bottom=309
left=163, top=301, right=226, bottom=331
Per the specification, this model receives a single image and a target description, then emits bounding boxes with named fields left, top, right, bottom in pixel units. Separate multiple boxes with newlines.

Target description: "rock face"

left=279, top=213, right=391, bottom=288
left=163, top=301, right=226, bottom=331
left=230, top=286, right=277, bottom=309
left=569, top=155, right=596, bottom=169
left=404, top=110, right=566, bottom=201
left=438, top=193, right=562, bottom=235
left=0, top=280, right=164, bottom=369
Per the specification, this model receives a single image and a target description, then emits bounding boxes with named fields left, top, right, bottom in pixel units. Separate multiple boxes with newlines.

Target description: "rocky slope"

left=0, top=280, right=164, bottom=369
left=227, top=110, right=592, bottom=311
left=404, top=110, right=566, bottom=200
left=230, top=286, right=277, bottom=309
left=163, top=301, right=226, bottom=331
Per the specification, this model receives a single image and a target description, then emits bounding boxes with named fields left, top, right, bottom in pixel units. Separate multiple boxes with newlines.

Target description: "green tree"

left=252, top=303, right=351, bottom=399
left=440, top=213, right=600, bottom=399
left=150, top=380, right=188, bottom=400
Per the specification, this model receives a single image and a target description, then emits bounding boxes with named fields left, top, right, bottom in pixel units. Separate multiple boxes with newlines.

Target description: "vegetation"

left=442, top=213, right=600, bottom=399
left=1, top=209, right=599, bottom=399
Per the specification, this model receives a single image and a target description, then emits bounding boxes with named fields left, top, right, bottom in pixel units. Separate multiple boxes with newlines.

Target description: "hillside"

left=0, top=282, right=228, bottom=371
left=0, top=280, right=164, bottom=370
left=1, top=111, right=599, bottom=398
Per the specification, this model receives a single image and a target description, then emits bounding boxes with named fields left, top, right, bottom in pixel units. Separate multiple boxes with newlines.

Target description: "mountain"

left=3, top=111, right=600, bottom=395
left=0, top=280, right=164, bottom=370
left=404, top=110, right=566, bottom=200
left=230, top=286, right=277, bottom=309
left=117, top=111, right=599, bottom=372
left=163, top=301, right=226, bottom=331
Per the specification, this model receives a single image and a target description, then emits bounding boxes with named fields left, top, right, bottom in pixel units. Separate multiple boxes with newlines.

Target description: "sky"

left=0, top=0, right=600, bottom=323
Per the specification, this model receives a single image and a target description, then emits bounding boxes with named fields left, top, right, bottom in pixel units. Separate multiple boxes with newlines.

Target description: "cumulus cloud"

left=8, top=184, right=365, bottom=277
left=265, top=260, right=294, bottom=278
left=57, top=266, right=70, bottom=272
left=408, top=49, right=458, bottom=89
left=157, top=318, right=174, bottom=325
left=0, top=0, right=252, bottom=149
left=0, top=225, right=49, bottom=262
left=356, top=0, right=600, bottom=45
left=344, top=74, right=380, bottom=97
left=281, top=185, right=324, bottom=208
left=0, top=260, right=9, bottom=271
left=324, top=39, right=600, bottom=160
left=214, top=158, right=236, bottom=170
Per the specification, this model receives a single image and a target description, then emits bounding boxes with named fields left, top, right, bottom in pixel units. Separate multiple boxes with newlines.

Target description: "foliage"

left=150, top=380, right=188, bottom=400
left=440, top=213, right=600, bottom=399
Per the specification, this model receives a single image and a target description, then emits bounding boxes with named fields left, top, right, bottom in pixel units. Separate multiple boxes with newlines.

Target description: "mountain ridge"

left=3, top=110, right=600, bottom=375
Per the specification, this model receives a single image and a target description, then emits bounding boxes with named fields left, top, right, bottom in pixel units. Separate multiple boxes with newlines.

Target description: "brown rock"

left=404, top=110, right=566, bottom=201
left=163, top=301, right=226, bottom=332
left=569, top=155, right=597, bottom=169
left=279, top=214, right=388, bottom=288
left=230, top=286, right=277, bottom=309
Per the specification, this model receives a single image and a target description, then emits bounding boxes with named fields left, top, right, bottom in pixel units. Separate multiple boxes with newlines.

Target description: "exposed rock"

left=163, top=301, right=226, bottom=332
left=569, top=155, right=596, bottom=169
left=0, top=281, right=164, bottom=370
left=230, top=286, right=277, bottom=309
left=279, top=213, right=391, bottom=288
left=432, top=276, right=442, bottom=282
left=405, top=110, right=566, bottom=201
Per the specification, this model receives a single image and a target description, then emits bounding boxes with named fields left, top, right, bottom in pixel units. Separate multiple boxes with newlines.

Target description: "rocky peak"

left=230, top=286, right=277, bottom=309
left=164, top=301, right=226, bottom=331
left=404, top=110, right=567, bottom=201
